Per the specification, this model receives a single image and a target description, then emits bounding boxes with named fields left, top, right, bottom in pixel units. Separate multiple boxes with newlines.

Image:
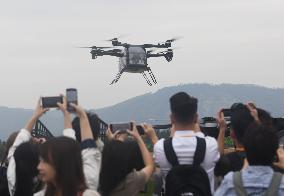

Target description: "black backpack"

left=163, top=136, right=212, bottom=196
left=0, top=160, right=9, bottom=196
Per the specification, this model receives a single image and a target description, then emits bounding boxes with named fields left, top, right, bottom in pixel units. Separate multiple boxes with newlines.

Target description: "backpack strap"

left=164, top=137, right=179, bottom=166
left=264, top=172, right=283, bottom=196
left=193, top=137, right=206, bottom=166
left=233, top=171, right=247, bottom=196
left=164, top=136, right=206, bottom=167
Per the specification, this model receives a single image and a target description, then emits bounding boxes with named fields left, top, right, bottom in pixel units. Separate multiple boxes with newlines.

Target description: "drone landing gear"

left=110, top=72, right=122, bottom=85
left=110, top=68, right=157, bottom=86
left=142, top=72, right=152, bottom=86
left=141, top=68, right=157, bottom=86
left=147, top=68, right=157, bottom=84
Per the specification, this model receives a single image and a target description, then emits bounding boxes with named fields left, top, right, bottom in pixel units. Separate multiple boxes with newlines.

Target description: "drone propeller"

left=156, top=48, right=176, bottom=54
left=169, top=47, right=181, bottom=50
left=110, top=49, right=122, bottom=52
left=105, top=38, right=118, bottom=42
left=104, top=35, right=127, bottom=42
left=147, top=49, right=156, bottom=54
left=166, top=36, right=182, bottom=43
left=78, top=46, right=113, bottom=49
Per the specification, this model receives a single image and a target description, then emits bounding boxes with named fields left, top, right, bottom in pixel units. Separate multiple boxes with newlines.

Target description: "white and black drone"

left=80, top=37, right=179, bottom=86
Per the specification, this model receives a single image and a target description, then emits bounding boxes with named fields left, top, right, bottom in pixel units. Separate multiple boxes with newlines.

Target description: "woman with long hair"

left=37, top=136, right=98, bottom=196
left=7, top=98, right=48, bottom=196
left=13, top=142, right=41, bottom=196
left=99, top=125, right=154, bottom=196
left=35, top=102, right=100, bottom=196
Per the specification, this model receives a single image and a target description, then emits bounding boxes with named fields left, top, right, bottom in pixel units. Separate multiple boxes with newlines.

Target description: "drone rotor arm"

left=147, top=53, right=165, bottom=58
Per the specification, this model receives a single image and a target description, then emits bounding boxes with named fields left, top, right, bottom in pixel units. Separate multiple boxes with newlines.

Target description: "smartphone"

left=66, top=88, right=78, bottom=112
left=41, top=96, right=63, bottom=108
left=109, top=122, right=133, bottom=133
left=222, top=108, right=232, bottom=117
left=136, top=125, right=145, bottom=135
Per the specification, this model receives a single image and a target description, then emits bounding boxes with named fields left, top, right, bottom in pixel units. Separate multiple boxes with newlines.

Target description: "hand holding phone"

left=66, top=88, right=78, bottom=113
left=136, top=125, right=145, bottom=135
left=222, top=108, right=232, bottom=118
left=41, top=96, right=63, bottom=108
left=109, top=122, right=133, bottom=133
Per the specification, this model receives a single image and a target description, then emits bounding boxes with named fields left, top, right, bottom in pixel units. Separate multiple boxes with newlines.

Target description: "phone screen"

left=110, top=122, right=132, bottom=133
left=222, top=109, right=232, bottom=117
left=136, top=125, right=145, bottom=135
left=42, top=96, right=63, bottom=108
left=66, top=88, right=78, bottom=112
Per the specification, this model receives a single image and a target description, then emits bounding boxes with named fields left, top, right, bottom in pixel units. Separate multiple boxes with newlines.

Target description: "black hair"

left=244, top=123, right=278, bottom=166
left=230, top=103, right=254, bottom=144
left=257, top=108, right=273, bottom=127
left=98, top=140, right=144, bottom=196
left=72, top=112, right=100, bottom=141
left=14, top=142, right=40, bottom=196
left=39, top=137, right=86, bottom=196
left=124, top=140, right=144, bottom=171
left=170, top=92, right=198, bottom=125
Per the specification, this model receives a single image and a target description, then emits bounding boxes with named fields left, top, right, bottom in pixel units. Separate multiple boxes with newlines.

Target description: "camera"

left=66, top=88, right=78, bottom=112
left=109, top=122, right=146, bottom=135
left=222, top=108, right=232, bottom=120
left=199, top=117, right=219, bottom=139
left=136, top=125, right=145, bottom=135
left=109, top=122, right=133, bottom=133
left=199, top=117, right=231, bottom=139
left=41, top=96, right=63, bottom=108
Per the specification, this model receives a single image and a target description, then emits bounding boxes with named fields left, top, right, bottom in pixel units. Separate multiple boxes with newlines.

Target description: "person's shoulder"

left=154, top=138, right=165, bottom=151
left=34, top=189, right=45, bottom=196
left=203, top=135, right=218, bottom=149
left=214, top=172, right=235, bottom=196
left=204, top=135, right=217, bottom=143
left=222, top=171, right=234, bottom=184
left=128, top=170, right=147, bottom=181
left=83, top=189, right=100, bottom=196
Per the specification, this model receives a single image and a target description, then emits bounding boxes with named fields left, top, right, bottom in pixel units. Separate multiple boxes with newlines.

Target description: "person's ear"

left=170, top=114, right=175, bottom=124
left=193, top=113, right=198, bottom=124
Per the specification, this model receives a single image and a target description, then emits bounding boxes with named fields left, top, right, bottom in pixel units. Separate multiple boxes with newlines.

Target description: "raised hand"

left=217, top=109, right=227, bottom=154
left=127, top=122, right=141, bottom=140
left=26, top=97, right=49, bottom=132
left=246, top=102, right=259, bottom=122
left=57, top=95, right=68, bottom=114
left=33, top=97, right=49, bottom=119
left=142, top=123, right=158, bottom=144
left=217, top=109, right=227, bottom=130
left=70, top=103, right=87, bottom=118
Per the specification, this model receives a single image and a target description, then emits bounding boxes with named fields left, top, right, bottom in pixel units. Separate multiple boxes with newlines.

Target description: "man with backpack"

left=214, top=103, right=273, bottom=179
left=153, top=92, right=220, bottom=195
left=215, top=123, right=284, bottom=195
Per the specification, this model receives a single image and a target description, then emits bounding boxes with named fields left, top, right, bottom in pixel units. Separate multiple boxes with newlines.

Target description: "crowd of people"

left=1, top=91, right=284, bottom=196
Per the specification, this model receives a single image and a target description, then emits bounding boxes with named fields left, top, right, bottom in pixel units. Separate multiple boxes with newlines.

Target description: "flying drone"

left=80, top=37, right=179, bottom=86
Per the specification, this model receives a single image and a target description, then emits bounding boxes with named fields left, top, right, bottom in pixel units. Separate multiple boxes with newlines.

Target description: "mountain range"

left=1, top=83, right=284, bottom=140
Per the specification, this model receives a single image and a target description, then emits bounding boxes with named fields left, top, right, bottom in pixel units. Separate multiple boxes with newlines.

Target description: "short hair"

left=170, top=92, right=198, bottom=124
left=72, top=112, right=100, bottom=142
left=244, top=123, right=278, bottom=165
left=230, top=103, right=254, bottom=144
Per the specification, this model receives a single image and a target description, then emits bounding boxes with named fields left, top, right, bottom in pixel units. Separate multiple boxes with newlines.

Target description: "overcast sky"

left=0, top=0, right=284, bottom=109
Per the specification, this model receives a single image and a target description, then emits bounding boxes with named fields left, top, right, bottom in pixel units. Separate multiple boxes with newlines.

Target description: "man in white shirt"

left=153, top=92, right=220, bottom=193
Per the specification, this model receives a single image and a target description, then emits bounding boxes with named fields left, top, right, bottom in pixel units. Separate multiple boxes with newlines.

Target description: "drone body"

left=82, top=38, right=177, bottom=86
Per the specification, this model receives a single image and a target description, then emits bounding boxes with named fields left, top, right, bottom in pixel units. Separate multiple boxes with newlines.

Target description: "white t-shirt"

left=154, top=130, right=220, bottom=193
